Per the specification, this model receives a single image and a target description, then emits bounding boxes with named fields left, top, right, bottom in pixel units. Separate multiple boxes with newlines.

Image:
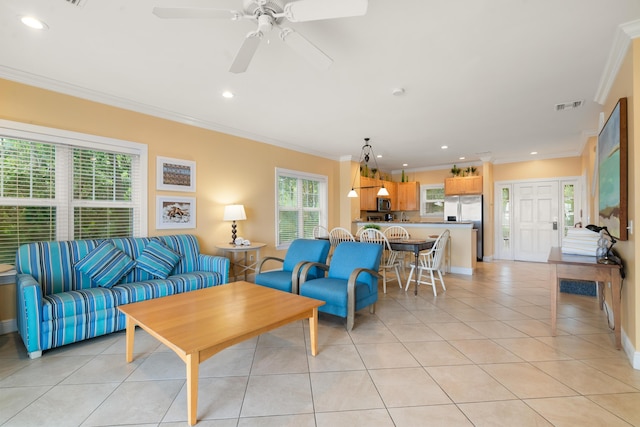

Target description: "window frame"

left=419, top=184, right=445, bottom=218
left=275, top=167, right=328, bottom=250
left=0, top=119, right=148, bottom=265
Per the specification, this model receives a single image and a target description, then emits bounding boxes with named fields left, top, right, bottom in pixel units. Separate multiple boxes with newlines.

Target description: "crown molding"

left=0, top=66, right=339, bottom=162
left=595, top=19, right=640, bottom=105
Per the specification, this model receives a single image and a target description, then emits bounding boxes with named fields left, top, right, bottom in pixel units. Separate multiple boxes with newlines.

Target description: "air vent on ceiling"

left=555, top=100, right=584, bottom=111
left=65, top=0, right=87, bottom=7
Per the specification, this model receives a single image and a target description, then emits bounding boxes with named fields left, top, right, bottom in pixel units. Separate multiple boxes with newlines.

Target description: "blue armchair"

left=299, top=241, right=383, bottom=331
left=254, top=238, right=330, bottom=294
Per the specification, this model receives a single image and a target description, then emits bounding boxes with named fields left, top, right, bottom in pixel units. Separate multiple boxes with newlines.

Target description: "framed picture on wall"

left=157, top=157, right=196, bottom=192
left=597, top=97, right=628, bottom=240
left=156, top=196, right=196, bottom=229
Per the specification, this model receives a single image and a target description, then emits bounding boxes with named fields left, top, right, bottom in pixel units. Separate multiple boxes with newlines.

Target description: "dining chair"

left=359, top=228, right=402, bottom=293
left=328, top=227, right=355, bottom=261
left=299, top=241, right=382, bottom=331
left=405, top=229, right=450, bottom=296
left=383, top=225, right=410, bottom=240
left=312, top=225, right=329, bottom=239
left=383, top=225, right=411, bottom=272
left=255, top=238, right=330, bottom=294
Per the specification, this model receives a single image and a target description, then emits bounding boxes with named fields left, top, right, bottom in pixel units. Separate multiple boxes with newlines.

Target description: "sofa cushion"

left=136, top=239, right=182, bottom=279
left=74, top=241, right=136, bottom=288
left=42, top=287, right=119, bottom=321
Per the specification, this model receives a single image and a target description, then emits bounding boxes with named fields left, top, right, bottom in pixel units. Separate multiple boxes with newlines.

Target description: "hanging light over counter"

left=347, top=138, right=389, bottom=198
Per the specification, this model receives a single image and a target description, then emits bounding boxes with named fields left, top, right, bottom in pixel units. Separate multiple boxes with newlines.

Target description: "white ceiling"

left=1, top=0, right=639, bottom=171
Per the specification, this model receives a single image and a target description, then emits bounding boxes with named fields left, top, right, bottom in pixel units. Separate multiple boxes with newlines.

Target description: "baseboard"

left=604, top=300, right=640, bottom=371
left=0, top=318, right=17, bottom=335
left=450, top=266, right=473, bottom=275
left=622, top=327, right=640, bottom=370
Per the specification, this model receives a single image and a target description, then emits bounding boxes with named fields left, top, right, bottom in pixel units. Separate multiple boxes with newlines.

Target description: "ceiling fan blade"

left=284, top=0, right=368, bottom=22
left=280, top=28, right=333, bottom=71
left=229, top=32, right=262, bottom=74
left=152, top=7, right=240, bottom=19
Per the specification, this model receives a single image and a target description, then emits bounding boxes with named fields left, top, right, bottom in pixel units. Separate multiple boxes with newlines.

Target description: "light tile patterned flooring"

left=2, top=260, right=640, bottom=426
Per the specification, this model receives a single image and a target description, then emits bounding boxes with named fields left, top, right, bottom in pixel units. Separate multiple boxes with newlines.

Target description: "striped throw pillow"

left=136, top=240, right=182, bottom=279
left=75, top=241, right=136, bottom=288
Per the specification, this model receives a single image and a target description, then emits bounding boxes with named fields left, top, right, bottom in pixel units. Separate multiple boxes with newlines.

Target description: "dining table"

left=387, top=238, right=435, bottom=295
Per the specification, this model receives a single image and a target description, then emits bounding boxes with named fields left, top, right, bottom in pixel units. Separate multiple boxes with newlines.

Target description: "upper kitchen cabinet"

left=397, top=181, right=419, bottom=211
left=359, top=176, right=378, bottom=211
left=444, top=176, right=483, bottom=195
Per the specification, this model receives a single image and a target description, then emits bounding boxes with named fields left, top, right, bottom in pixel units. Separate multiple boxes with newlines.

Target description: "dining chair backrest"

left=312, top=225, right=329, bottom=238
left=359, top=228, right=389, bottom=248
left=384, top=225, right=410, bottom=240
left=431, top=229, right=450, bottom=269
left=328, top=227, right=355, bottom=247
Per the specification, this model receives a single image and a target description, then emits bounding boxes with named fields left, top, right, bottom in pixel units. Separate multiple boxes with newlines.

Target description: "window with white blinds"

left=0, top=121, right=147, bottom=265
left=276, top=168, right=327, bottom=250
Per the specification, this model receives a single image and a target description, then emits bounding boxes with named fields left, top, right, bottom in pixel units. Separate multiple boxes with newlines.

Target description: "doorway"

left=495, top=178, right=582, bottom=262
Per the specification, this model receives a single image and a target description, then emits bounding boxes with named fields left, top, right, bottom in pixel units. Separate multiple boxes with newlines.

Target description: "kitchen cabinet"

left=384, top=181, right=397, bottom=209
left=444, top=176, right=483, bottom=195
left=397, top=181, right=419, bottom=211
left=359, top=176, right=378, bottom=211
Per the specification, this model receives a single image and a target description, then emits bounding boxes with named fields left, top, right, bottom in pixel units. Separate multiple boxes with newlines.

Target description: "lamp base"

left=229, top=221, right=237, bottom=244
left=597, top=257, right=617, bottom=265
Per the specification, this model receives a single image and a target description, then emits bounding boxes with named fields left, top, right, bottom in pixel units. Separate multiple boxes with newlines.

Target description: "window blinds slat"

left=0, top=137, right=139, bottom=264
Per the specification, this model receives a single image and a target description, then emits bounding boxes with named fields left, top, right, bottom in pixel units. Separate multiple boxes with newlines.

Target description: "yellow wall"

left=599, top=40, right=638, bottom=350
left=0, top=78, right=342, bottom=322
left=493, top=157, right=582, bottom=182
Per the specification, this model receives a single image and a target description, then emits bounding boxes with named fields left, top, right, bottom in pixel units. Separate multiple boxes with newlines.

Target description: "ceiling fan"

left=153, top=0, right=368, bottom=73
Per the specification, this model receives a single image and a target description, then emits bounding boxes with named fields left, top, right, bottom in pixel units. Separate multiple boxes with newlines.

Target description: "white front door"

left=513, top=181, right=559, bottom=262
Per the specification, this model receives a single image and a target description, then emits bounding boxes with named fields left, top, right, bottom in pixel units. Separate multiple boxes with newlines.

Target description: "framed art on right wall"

left=598, top=97, right=628, bottom=240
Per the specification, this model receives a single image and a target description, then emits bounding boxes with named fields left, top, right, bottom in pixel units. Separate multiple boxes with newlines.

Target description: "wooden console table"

left=547, top=247, right=622, bottom=349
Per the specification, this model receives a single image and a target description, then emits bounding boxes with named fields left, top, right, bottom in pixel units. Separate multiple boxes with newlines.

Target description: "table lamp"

left=223, top=204, right=246, bottom=244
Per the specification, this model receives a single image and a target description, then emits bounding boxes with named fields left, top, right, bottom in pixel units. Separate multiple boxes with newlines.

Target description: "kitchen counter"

left=353, top=221, right=477, bottom=275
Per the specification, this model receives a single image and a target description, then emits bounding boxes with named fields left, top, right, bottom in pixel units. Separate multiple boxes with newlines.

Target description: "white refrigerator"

left=444, top=195, right=483, bottom=261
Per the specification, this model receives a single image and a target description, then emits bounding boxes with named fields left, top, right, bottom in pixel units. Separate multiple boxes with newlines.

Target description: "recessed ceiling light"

left=392, top=88, right=405, bottom=96
left=459, top=156, right=465, bottom=160
left=441, top=145, right=448, bottom=150
left=222, top=91, right=234, bottom=99
left=21, top=16, right=48, bottom=30
left=530, top=151, right=538, bottom=155
left=402, top=163, right=408, bottom=167
left=376, top=154, right=382, bottom=158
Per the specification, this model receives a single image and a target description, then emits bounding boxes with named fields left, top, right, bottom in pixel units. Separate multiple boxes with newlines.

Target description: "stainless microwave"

left=377, top=198, right=391, bottom=212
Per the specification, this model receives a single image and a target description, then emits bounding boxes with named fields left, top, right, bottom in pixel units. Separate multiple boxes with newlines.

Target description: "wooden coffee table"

left=118, top=281, right=325, bottom=425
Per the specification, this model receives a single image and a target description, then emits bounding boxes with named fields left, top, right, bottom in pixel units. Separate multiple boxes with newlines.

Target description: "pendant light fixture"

left=347, top=138, right=390, bottom=198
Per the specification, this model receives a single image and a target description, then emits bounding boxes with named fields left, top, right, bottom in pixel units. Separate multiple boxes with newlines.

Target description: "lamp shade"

left=223, top=204, right=247, bottom=221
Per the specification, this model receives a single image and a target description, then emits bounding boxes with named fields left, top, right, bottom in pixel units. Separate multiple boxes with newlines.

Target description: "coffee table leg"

left=309, top=307, right=319, bottom=356
left=125, top=316, right=135, bottom=363
left=186, top=353, right=199, bottom=426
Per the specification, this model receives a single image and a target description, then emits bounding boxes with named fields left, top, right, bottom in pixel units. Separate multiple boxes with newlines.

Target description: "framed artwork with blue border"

left=597, top=97, right=627, bottom=240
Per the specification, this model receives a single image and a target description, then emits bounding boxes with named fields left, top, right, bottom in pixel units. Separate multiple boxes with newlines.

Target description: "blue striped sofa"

left=15, top=234, right=229, bottom=359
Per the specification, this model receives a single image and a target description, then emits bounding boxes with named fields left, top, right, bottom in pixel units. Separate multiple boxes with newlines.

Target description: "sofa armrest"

left=197, top=254, right=230, bottom=284
left=16, top=274, right=44, bottom=355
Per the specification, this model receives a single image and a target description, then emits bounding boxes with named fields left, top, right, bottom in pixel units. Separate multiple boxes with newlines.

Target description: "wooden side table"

left=547, top=247, right=623, bottom=349
left=216, top=242, right=266, bottom=282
